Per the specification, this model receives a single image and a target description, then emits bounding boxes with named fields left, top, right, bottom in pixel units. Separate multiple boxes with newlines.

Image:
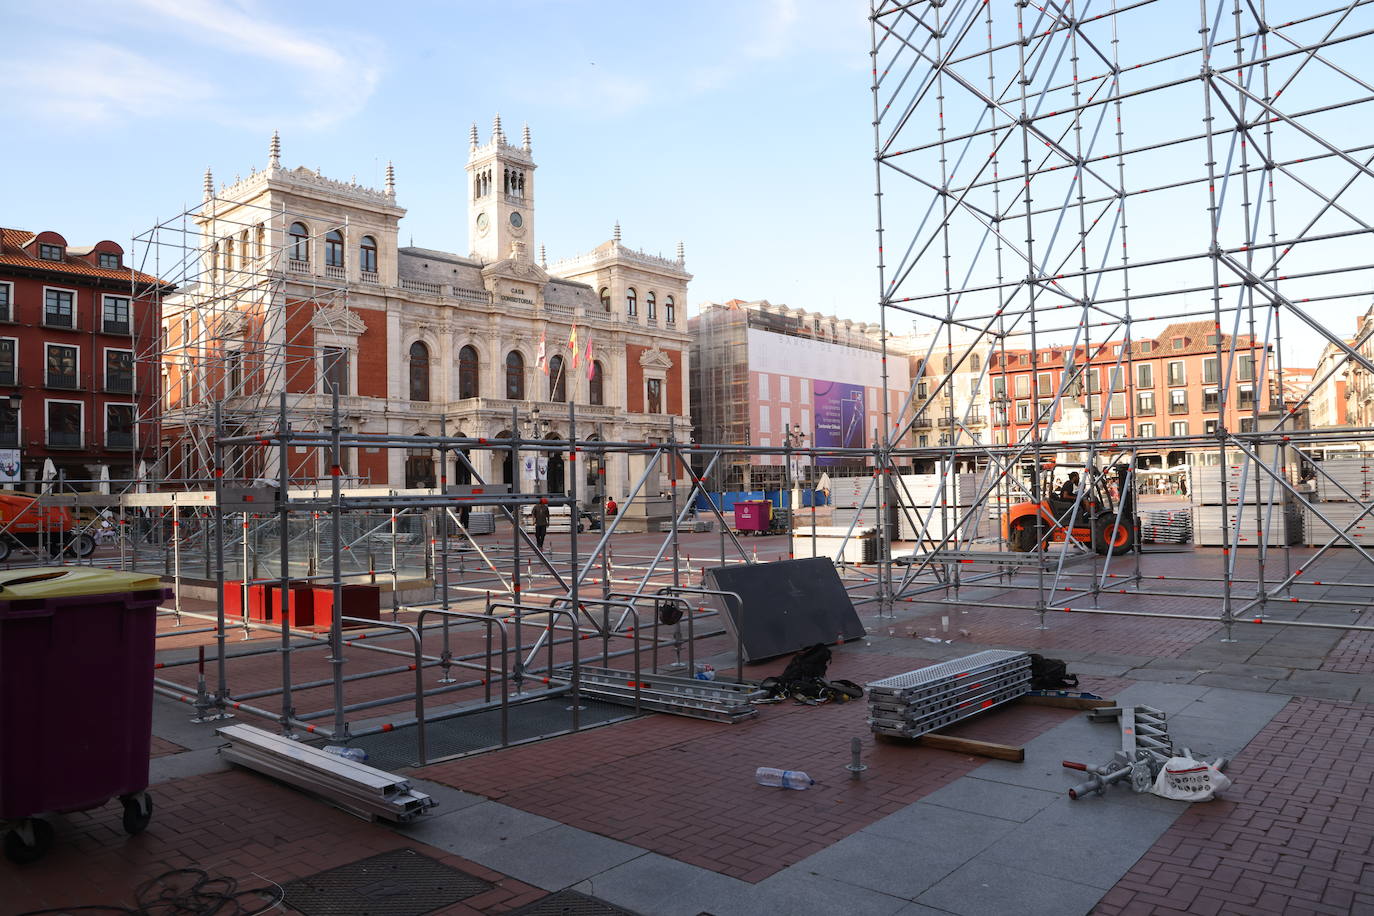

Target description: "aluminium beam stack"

left=866, top=650, right=1031, bottom=739
left=217, top=724, right=435, bottom=823
left=548, top=665, right=765, bottom=723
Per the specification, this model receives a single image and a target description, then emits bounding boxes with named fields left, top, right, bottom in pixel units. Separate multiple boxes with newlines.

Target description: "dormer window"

left=39, top=244, right=64, bottom=261
left=99, top=253, right=121, bottom=269
left=1172, top=337, right=1185, bottom=350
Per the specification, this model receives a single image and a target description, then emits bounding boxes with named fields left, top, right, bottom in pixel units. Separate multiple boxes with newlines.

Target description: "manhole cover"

left=283, top=847, right=492, bottom=916
left=509, top=889, right=642, bottom=916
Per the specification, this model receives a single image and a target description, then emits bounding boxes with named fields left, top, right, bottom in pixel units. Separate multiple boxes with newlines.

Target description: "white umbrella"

left=40, top=458, right=57, bottom=493
left=135, top=460, right=150, bottom=494
left=97, top=464, right=111, bottom=496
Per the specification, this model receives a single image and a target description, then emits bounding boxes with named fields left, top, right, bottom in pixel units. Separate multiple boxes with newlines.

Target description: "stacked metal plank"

left=1190, top=461, right=1300, bottom=547
left=1140, top=507, right=1192, bottom=544
left=1300, top=457, right=1374, bottom=547
left=866, top=650, right=1031, bottom=739
left=548, top=666, right=765, bottom=723
left=217, top=724, right=435, bottom=822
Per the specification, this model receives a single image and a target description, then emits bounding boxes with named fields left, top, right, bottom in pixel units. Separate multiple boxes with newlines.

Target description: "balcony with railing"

left=287, top=259, right=310, bottom=274
left=399, top=278, right=442, bottom=296
left=1169, top=399, right=1189, bottom=415
left=47, top=429, right=81, bottom=448
left=360, top=270, right=380, bottom=285
left=105, top=373, right=133, bottom=394
left=46, top=370, right=78, bottom=390
left=324, top=264, right=346, bottom=281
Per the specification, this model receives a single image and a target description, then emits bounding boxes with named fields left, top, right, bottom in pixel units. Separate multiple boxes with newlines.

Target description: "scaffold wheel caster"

left=4, top=818, right=54, bottom=865
left=121, top=793, right=153, bottom=835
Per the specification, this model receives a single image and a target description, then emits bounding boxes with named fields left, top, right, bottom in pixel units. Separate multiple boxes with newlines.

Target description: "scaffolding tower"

left=869, top=0, right=1374, bottom=628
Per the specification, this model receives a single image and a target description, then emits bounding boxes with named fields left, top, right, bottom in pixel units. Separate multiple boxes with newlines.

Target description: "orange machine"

left=0, top=492, right=95, bottom=562
left=1003, top=462, right=1137, bottom=555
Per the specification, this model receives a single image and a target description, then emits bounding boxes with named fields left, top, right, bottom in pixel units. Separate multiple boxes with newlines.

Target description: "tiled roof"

left=0, top=228, right=166, bottom=288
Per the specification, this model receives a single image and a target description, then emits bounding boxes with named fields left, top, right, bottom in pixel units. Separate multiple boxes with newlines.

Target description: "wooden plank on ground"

left=876, top=731, right=1024, bottom=761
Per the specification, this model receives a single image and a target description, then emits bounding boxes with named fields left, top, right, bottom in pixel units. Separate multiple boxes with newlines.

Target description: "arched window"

left=971, top=353, right=981, bottom=372
left=505, top=351, right=525, bottom=400
left=458, top=345, right=479, bottom=399
left=289, top=222, right=309, bottom=262
left=239, top=230, right=249, bottom=266
left=599, top=287, right=610, bottom=312
left=665, top=295, right=676, bottom=324
left=942, top=355, right=952, bottom=372
left=224, top=236, right=235, bottom=270
left=325, top=229, right=344, bottom=268
left=626, top=288, right=637, bottom=317
left=548, top=355, right=567, bottom=402
left=210, top=241, right=220, bottom=275
left=360, top=236, right=378, bottom=273
left=589, top=360, right=604, bottom=406
left=646, top=291, right=657, bottom=320
left=409, top=341, right=430, bottom=401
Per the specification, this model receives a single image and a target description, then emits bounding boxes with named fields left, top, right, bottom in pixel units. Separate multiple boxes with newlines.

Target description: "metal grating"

left=865, top=650, right=1027, bottom=691
left=334, top=697, right=640, bottom=771
left=282, top=847, right=491, bottom=916
left=509, top=889, right=643, bottom=916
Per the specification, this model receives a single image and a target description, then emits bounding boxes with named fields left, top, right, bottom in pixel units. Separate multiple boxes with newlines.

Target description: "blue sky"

left=0, top=0, right=876, bottom=313
left=1, top=0, right=1369, bottom=366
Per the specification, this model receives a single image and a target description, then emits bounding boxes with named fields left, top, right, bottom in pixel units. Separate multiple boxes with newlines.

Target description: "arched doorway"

left=545, top=432, right=565, bottom=495
left=495, top=430, right=513, bottom=485
left=584, top=434, right=603, bottom=493
left=405, top=434, right=435, bottom=488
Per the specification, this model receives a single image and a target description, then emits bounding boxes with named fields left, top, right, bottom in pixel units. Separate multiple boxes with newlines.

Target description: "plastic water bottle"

left=755, top=767, right=813, bottom=789
left=324, top=745, right=368, bottom=762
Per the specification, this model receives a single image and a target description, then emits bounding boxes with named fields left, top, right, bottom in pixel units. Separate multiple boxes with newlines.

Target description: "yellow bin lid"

left=0, top=567, right=163, bottom=600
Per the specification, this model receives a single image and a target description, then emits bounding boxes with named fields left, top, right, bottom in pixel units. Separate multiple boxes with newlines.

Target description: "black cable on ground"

left=17, top=867, right=285, bottom=916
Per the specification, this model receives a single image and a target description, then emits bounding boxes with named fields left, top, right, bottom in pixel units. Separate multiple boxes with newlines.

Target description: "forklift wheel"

left=72, top=534, right=97, bottom=558
left=3, top=818, right=55, bottom=865
left=0, top=539, right=10, bottom=563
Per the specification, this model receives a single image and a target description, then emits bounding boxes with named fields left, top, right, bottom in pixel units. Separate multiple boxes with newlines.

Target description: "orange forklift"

left=0, top=491, right=96, bottom=562
left=1004, top=461, right=1137, bottom=555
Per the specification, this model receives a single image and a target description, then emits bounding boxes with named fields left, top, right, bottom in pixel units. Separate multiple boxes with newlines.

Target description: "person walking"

left=532, top=501, right=550, bottom=551
left=605, top=497, right=618, bottom=517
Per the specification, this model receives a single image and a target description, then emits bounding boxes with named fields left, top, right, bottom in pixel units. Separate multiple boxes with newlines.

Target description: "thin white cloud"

left=3, top=0, right=380, bottom=129
left=127, top=0, right=381, bottom=127
left=0, top=40, right=216, bottom=124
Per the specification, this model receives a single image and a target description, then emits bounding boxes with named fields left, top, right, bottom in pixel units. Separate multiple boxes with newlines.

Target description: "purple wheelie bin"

left=0, top=567, right=168, bottom=864
left=734, top=500, right=772, bottom=535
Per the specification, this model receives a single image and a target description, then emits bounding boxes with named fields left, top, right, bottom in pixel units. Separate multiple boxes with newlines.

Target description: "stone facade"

left=162, top=122, right=690, bottom=499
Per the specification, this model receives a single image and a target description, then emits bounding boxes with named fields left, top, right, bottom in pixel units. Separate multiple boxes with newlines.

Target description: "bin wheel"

left=72, top=534, right=97, bottom=558
left=4, top=818, right=55, bottom=865
left=121, top=793, right=153, bottom=835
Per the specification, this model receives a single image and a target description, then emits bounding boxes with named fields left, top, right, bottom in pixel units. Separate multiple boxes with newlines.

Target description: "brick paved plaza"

left=3, top=534, right=1373, bottom=915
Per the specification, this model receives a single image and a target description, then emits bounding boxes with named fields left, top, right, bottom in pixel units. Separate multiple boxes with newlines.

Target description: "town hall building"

left=161, top=118, right=691, bottom=501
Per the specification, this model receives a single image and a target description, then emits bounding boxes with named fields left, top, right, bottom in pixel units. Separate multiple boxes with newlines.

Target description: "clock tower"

left=467, top=114, right=536, bottom=264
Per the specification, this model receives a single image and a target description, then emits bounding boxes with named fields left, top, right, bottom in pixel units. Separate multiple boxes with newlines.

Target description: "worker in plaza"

left=605, top=496, right=618, bottom=517
left=532, top=500, right=550, bottom=551
left=1058, top=471, right=1080, bottom=501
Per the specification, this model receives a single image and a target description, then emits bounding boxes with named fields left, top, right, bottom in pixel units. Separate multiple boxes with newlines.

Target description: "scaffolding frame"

left=868, top=0, right=1374, bottom=634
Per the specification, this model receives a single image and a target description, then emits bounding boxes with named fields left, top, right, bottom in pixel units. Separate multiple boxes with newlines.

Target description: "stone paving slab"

left=474, top=823, right=644, bottom=891
left=915, top=858, right=1104, bottom=916
left=571, top=853, right=748, bottom=916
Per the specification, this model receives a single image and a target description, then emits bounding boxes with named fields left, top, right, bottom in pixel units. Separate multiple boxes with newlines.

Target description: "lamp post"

left=528, top=405, right=550, bottom=493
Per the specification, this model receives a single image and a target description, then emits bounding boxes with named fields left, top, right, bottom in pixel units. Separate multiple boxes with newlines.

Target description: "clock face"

left=509, top=211, right=524, bottom=229
left=476, top=212, right=489, bottom=233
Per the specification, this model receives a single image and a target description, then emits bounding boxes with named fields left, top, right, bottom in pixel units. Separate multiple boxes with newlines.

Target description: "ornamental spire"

left=203, top=166, right=213, bottom=200
left=385, top=161, right=395, bottom=196
left=676, top=241, right=685, bottom=262
left=540, top=244, right=546, bottom=268
left=469, top=122, right=479, bottom=148
left=269, top=130, right=281, bottom=168
left=522, top=122, right=531, bottom=151
left=613, top=221, right=621, bottom=243
left=492, top=113, right=504, bottom=143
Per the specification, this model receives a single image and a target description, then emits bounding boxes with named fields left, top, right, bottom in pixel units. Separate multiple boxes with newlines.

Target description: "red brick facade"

left=0, top=228, right=162, bottom=485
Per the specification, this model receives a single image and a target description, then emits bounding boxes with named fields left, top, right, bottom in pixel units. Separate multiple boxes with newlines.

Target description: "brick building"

left=0, top=228, right=162, bottom=486
left=985, top=321, right=1276, bottom=468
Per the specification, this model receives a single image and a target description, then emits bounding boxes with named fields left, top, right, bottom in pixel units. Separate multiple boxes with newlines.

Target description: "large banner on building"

left=813, top=380, right=866, bottom=465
